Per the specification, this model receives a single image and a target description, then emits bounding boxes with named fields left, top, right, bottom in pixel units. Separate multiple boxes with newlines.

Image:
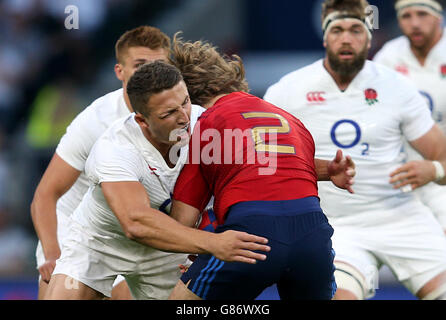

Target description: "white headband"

left=322, top=11, right=373, bottom=41
left=395, top=0, right=443, bottom=19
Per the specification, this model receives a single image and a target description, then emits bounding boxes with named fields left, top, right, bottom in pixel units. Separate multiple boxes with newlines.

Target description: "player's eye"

left=401, top=13, right=411, bottom=20
left=161, top=110, right=175, bottom=119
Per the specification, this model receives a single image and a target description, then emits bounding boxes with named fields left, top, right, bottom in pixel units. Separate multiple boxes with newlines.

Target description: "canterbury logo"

left=306, top=91, right=326, bottom=103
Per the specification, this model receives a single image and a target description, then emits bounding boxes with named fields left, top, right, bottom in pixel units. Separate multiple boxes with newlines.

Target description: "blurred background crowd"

left=0, top=0, right=432, bottom=299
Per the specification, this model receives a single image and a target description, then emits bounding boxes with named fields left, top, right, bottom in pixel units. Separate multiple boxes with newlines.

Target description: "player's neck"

left=323, top=58, right=358, bottom=92
left=123, top=89, right=134, bottom=113
left=410, top=28, right=443, bottom=66
left=140, top=126, right=176, bottom=168
left=203, top=94, right=230, bottom=109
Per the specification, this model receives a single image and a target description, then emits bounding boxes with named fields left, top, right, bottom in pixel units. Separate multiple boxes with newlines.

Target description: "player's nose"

left=177, top=106, right=190, bottom=124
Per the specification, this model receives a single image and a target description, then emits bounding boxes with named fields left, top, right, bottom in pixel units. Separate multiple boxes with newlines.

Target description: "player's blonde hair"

left=171, top=32, right=249, bottom=107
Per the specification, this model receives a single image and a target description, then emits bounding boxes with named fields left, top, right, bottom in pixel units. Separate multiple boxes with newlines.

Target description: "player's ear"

left=115, top=63, right=124, bottom=82
left=134, top=113, right=149, bottom=128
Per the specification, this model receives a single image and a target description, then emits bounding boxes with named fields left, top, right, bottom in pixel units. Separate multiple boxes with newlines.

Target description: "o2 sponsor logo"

left=330, top=119, right=369, bottom=156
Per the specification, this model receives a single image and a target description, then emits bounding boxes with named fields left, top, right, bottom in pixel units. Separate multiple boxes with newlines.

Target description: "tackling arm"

left=170, top=200, right=201, bottom=228
left=30, top=153, right=81, bottom=282
left=102, top=181, right=270, bottom=264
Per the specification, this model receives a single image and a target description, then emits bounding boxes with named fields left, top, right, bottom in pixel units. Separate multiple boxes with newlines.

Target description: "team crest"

left=441, top=64, right=446, bottom=79
left=364, top=88, right=378, bottom=105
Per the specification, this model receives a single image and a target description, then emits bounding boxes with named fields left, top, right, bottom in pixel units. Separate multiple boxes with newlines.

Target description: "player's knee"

left=334, top=263, right=369, bottom=300
left=421, top=283, right=446, bottom=300
left=169, top=280, right=201, bottom=300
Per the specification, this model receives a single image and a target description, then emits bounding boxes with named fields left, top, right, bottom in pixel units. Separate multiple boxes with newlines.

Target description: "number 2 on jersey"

left=241, top=112, right=296, bottom=154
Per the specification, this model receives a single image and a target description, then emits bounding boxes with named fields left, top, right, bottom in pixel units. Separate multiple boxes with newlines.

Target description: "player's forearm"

left=125, top=208, right=214, bottom=254
left=314, top=158, right=330, bottom=181
left=170, top=200, right=201, bottom=228
left=30, top=193, right=61, bottom=258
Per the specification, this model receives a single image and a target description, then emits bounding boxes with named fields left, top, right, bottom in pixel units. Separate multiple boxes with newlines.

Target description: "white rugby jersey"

left=72, top=105, right=205, bottom=238
left=374, top=28, right=446, bottom=160
left=264, top=59, right=434, bottom=218
left=55, top=88, right=130, bottom=220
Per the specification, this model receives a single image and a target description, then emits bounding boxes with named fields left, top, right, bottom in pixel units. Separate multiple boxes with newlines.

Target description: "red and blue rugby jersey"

left=173, top=92, right=318, bottom=225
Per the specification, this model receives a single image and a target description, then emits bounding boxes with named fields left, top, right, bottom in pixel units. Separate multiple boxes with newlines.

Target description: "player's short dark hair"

left=321, top=0, right=371, bottom=21
left=127, top=61, right=183, bottom=117
left=115, top=26, right=171, bottom=64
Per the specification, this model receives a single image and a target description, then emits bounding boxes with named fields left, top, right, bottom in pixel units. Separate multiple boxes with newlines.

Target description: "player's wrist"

left=432, top=161, right=445, bottom=182
left=43, top=244, right=61, bottom=261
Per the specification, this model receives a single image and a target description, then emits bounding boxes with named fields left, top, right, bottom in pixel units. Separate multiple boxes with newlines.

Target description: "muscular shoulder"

left=264, top=60, right=324, bottom=108
left=373, top=35, right=409, bottom=65
left=364, top=60, right=418, bottom=95
left=86, top=119, right=143, bottom=183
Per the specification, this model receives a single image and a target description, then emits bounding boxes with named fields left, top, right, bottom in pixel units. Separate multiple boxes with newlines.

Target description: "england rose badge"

left=365, top=88, right=378, bottom=105
left=441, top=64, right=446, bottom=79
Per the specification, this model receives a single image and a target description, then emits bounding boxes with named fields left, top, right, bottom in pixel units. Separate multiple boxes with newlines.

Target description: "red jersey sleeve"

left=173, top=162, right=212, bottom=212
left=174, top=116, right=212, bottom=211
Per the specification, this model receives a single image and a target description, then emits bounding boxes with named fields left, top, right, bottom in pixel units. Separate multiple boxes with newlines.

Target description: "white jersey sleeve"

left=372, top=40, right=400, bottom=67
left=398, top=78, right=435, bottom=142
left=86, top=139, right=144, bottom=185
left=55, top=109, right=101, bottom=171
left=55, top=88, right=128, bottom=172
left=263, top=80, right=289, bottom=109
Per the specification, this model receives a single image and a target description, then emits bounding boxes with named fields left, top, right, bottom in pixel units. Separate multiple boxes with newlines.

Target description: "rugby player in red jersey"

left=168, top=35, right=356, bottom=300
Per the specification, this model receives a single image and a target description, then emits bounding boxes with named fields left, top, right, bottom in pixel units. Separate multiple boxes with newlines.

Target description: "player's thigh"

left=53, top=224, right=127, bottom=298
left=110, top=277, right=132, bottom=300
left=169, top=280, right=201, bottom=300
left=379, top=203, right=446, bottom=296
left=45, top=274, right=104, bottom=300
left=125, top=252, right=186, bottom=300
left=415, top=183, right=446, bottom=231
left=277, top=222, right=336, bottom=300
left=180, top=253, right=273, bottom=300
left=329, top=226, right=379, bottom=299
left=38, top=278, right=48, bottom=300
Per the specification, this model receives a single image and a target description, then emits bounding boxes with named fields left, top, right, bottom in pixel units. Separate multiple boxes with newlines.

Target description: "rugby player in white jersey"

left=374, top=0, right=446, bottom=231
left=43, top=61, right=270, bottom=300
left=264, top=0, right=446, bottom=300
left=30, top=26, right=172, bottom=300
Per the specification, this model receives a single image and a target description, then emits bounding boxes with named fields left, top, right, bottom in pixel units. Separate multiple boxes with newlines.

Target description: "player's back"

left=193, top=92, right=318, bottom=222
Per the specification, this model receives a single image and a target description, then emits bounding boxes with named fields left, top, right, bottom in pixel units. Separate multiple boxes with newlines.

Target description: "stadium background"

left=0, top=0, right=441, bottom=300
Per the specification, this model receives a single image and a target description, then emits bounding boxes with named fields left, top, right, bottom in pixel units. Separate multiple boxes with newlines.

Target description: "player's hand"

left=39, top=258, right=58, bottom=284
left=389, top=160, right=436, bottom=191
left=328, top=149, right=356, bottom=194
left=208, top=231, right=270, bottom=264
left=179, top=255, right=197, bottom=274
